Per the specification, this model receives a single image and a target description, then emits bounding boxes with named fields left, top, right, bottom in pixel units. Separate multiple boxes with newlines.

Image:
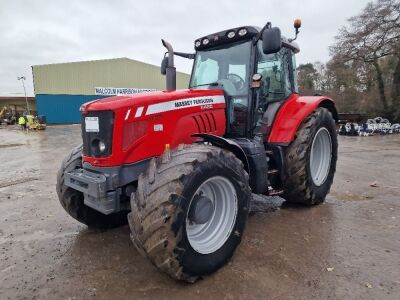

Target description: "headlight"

left=252, top=73, right=262, bottom=81
left=98, top=140, right=106, bottom=152
left=195, top=40, right=201, bottom=47
left=92, top=138, right=106, bottom=154
left=202, top=38, right=209, bottom=45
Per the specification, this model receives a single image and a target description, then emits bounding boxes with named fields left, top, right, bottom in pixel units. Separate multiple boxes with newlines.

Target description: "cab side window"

left=256, top=43, right=292, bottom=103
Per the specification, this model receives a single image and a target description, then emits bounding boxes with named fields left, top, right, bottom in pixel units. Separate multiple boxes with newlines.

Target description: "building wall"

left=32, top=58, right=190, bottom=124
left=33, top=58, right=189, bottom=95
left=35, top=95, right=108, bottom=123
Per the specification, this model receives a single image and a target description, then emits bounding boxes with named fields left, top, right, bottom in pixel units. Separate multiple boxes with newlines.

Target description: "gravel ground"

left=0, top=125, right=399, bottom=300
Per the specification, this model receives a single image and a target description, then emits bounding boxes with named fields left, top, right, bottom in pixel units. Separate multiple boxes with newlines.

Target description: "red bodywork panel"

left=268, top=94, right=335, bottom=144
left=82, top=89, right=334, bottom=167
left=82, top=89, right=226, bottom=167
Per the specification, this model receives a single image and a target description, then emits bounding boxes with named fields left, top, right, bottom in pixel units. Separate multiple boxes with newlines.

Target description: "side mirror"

left=262, top=27, right=282, bottom=54
left=161, top=56, right=168, bottom=75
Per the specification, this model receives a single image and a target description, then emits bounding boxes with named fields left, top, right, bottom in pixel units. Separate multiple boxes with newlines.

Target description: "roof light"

left=238, top=28, right=247, bottom=36
left=202, top=38, right=209, bottom=45
left=195, top=40, right=201, bottom=47
left=227, top=31, right=235, bottom=39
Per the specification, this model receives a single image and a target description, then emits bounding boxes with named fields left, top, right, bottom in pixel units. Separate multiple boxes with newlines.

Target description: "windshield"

left=189, top=41, right=252, bottom=97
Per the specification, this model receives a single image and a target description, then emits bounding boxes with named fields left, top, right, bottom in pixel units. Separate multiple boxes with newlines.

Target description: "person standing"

left=18, top=115, right=26, bottom=130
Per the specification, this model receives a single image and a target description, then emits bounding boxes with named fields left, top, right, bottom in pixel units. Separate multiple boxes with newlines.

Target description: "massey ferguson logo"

left=145, top=95, right=225, bottom=116
left=174, top=98, right=214, bottom=108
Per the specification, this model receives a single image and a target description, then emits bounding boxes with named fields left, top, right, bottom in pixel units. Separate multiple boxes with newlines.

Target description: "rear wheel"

left=128, top=144, right=250, bottom=282
left=282, top=107, right=338, bottom=205
left=56, top=145, right=128, bottom=229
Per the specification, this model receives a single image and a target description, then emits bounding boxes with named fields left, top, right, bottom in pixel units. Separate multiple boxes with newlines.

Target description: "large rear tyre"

left=56, top=145, right=128, bottom=229
left=128, top=144, right=251, bottom=282
left=282, top=107, right=338, bottom=205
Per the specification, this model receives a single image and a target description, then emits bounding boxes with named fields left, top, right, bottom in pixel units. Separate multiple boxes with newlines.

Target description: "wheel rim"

left=310, top=127, right=332, bottom=186
left=186, top=176, right=238, bottom=254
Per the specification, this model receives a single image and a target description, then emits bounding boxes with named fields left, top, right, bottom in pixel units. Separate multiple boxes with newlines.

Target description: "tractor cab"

left=164, top=22, right=301, bottom=138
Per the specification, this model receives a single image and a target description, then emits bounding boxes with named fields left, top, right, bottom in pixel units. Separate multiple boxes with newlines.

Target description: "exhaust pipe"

left=162, top=39, right=176, bottom=91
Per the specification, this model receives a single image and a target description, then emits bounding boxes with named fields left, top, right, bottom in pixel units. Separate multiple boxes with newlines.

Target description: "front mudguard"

left=268, top=94, right=337, bottom=145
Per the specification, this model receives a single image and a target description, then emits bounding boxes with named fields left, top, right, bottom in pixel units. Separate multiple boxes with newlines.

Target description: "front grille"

left=81, top=110, right=114, bottom=157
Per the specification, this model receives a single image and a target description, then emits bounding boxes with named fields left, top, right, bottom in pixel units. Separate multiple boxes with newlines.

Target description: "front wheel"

left=128, top=144, right=251, bottom=282
left=282, top=107, right=338, bottom=205
left=56, top=145, right=128, bottom=229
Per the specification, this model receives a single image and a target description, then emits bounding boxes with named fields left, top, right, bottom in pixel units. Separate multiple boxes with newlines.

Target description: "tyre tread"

left=128, top=144, right=248, bottom=282
left=56, top=144, right=128, bottom=229
left=282, top=107, right=337, bottom=205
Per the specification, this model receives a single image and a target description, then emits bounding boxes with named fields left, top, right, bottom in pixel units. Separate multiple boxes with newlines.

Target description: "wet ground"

left=0, top=125, right=399, bottom=300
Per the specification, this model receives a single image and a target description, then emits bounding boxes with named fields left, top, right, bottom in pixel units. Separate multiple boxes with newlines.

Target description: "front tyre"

left=56, top=145, right=128, bottom=229
left=128, top=144, right=251, bottom=282
left=282, top=107, right=338, bottom=205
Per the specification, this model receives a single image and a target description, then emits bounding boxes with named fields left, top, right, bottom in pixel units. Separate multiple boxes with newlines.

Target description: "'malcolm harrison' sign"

left=95, top=87, right=156, bottom=96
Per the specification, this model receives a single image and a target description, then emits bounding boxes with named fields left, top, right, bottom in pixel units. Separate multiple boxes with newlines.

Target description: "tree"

left=297, top=63, right=318, bottom=94
left=391, top=42, right=400, bottom=120
left=330, top=0, right=400, bottom=119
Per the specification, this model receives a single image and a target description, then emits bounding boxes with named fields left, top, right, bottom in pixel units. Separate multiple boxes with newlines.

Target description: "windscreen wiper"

left=190, top=82, right=219, bottom=88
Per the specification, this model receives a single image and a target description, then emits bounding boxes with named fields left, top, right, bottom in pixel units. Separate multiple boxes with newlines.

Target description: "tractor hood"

left=80, top=88, right=227, bottom=167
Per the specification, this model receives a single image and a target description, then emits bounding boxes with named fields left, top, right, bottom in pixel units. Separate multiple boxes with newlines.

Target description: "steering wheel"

left=226, top=73, right=245, bottom=91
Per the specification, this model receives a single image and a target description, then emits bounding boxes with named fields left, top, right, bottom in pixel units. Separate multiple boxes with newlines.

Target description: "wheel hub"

left=186, top=176, right=238, bottom=254
left=188, top=194, right=214, bottom=224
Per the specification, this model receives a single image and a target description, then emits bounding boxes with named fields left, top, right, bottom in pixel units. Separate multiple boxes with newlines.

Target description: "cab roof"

left=194, top=25, right=300, bottom=54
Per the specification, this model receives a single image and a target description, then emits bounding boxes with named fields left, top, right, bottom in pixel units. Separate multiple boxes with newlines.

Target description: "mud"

left=0, top=126, right=399, bottom=299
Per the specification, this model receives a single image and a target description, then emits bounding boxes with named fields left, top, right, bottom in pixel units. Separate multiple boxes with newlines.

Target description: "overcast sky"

left=0, top=0, right=369, bottom=96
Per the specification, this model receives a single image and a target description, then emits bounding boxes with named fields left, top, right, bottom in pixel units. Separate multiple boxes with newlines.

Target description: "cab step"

left=267, top=169, right=279, bottom=175
left=268, top=187, right=284, bottom=196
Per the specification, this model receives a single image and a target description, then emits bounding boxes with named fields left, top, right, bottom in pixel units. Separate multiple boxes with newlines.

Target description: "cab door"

left=253, top=44, right=296, bottom=136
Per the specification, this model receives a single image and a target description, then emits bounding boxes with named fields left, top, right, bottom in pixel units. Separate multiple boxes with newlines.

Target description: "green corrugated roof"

left=32, top=57, right=190, bottom=95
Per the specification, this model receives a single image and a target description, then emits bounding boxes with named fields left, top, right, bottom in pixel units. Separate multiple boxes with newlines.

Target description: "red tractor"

left=57, top=20, right=338, bottom=282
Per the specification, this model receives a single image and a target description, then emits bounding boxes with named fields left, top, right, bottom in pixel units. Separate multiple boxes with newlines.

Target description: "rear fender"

left=268, top=95, right=337, bottom=145
left=192, top=133, right=250, bottom=174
